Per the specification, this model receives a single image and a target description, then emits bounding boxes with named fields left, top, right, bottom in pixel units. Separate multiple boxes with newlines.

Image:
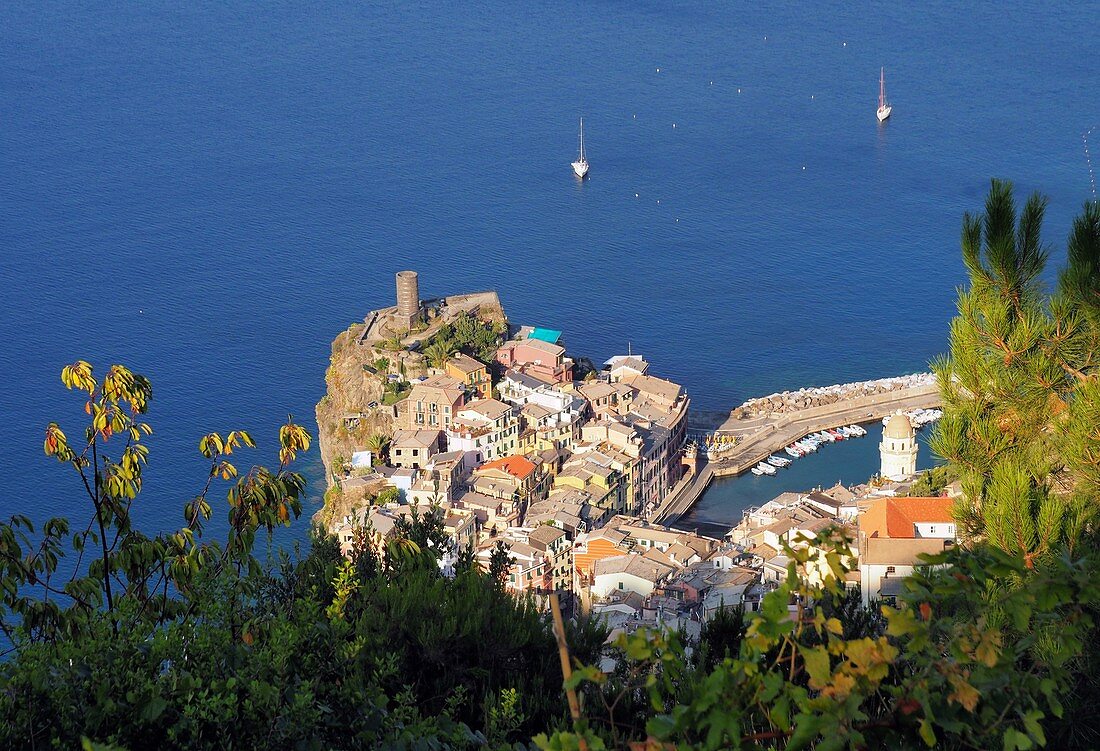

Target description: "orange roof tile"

left=479, top=455, right=537, bottom=480
left=859, top=496, right=955, bottom=539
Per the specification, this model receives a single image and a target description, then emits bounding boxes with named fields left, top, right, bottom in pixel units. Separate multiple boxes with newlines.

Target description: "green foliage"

left=542, top=535, right=1100, bottom=751
left=488, top=539, right=515, bottom=591
left=375, top=485, right=399, bottom=505
left=0, top=361, right=607, bottom=749
left=364, top=432, right=391, bottom=463
left=905, top=464, right=957, bottom=498
left=382, top=378, right=411, bottom=406
left=429, top=312, right=506, bottom=365
left=931, top=183, right=1100, bottom=562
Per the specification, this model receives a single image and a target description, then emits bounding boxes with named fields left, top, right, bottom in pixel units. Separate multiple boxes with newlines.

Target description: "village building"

left=577, top=380, right=635, bottom=419
left=390, top=429, right=443, bottom=469
left=523, top=524, right=572, bottom=592
left=470, top=454, right=548, bottom=509
left=591, top=548, right=678, bottom=599
left=880, top=410, right=919, bottom=480
left=443, top=508, right=478, bottom=553
left=452, top=488, right=519, bottom=537
left=495, top=337, right=574, bottom=384
left=554, top=452, right=628, bottom=516
left=445, top=398, right=519, bottom=462
left=615, top=371, right=690, bottom=515
left=526, top=488, right=600, bottom=537
left=445, top=352, right=492, bottom=400
left=857, top=495, right=956, bottom=605
left=400, top=374, right=466, bottom=430
left=477, top=539, right=548, bottom=594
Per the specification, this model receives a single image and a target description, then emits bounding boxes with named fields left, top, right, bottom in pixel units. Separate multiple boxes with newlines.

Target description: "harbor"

left=651, top=376, right=941, bottom=526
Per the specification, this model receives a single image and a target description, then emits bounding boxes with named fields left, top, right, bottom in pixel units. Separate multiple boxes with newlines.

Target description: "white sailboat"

left=571, top=118, right=589, bottom=178
left=876, top=67, right=892, bottom=122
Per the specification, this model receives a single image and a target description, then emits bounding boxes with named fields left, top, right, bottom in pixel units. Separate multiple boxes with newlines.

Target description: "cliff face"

left=315, top=324, right=394, bottom=487
left=313, top=291, right=508, bottom=528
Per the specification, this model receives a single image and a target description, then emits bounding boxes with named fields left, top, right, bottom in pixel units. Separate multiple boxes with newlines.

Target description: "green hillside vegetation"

left=2, top=181, right=1100, bottom=750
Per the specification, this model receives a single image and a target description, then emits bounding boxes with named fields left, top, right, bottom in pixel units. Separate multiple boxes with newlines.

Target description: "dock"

left=651, top=382, right=941, bottom=527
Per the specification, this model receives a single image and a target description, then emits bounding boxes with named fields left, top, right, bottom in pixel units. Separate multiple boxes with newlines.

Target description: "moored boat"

left=876, top=67, right=892, bottom=122
left=571, top=117, right=589, bottom=178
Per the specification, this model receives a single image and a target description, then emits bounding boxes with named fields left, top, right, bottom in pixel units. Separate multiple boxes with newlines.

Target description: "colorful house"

left=445, top=352, right=492, bottom=399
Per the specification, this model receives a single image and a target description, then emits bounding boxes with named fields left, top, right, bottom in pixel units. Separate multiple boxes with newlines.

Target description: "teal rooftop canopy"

left=527, top=327, right=562, bottom=344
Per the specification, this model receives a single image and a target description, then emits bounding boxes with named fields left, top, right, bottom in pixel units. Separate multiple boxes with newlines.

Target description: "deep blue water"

left=2, top=2, right=1097, bottom=544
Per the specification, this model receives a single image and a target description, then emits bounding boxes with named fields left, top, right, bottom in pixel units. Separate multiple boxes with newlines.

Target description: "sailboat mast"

left=879, top=68, right=885, bottom=108
left=579, top=118, right=585, bottom=161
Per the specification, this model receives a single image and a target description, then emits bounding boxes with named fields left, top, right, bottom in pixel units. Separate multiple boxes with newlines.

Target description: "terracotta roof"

left=805, top=491, right=842, bottom=510
left=593, top=553, right=676, bottom=582
left=391, top=429, right=441, bottom=448
left=528, top=524, right=566, bottom=548
left=448, top=352, right=487, bottom=374
left=623, top=373, right=682, bottom=405
left=521, top=338, right=566, bottom=357
left=859, top=497, right=955, bottom=539
left=479, top=454, right=537, bottom=480
left=861, top=537, right=948, bottom=565
left=462, top=398, right=512, bottom=420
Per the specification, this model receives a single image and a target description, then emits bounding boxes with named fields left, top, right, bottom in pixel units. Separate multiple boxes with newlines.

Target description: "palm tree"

left=365, top=433, right=391, bottom=465
left=425, top=340, right=456, bottom=370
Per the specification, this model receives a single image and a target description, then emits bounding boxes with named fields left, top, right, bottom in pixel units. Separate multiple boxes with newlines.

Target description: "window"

left=618, top=582, right=624, bottom=590
left=395, top=449, right=402, bottom=456
left=929, top=525, right=935, bottom=534
left=886, top=566, right=896, bottom=574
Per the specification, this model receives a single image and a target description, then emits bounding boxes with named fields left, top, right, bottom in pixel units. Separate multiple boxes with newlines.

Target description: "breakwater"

left=652, top=378, right=941, bottom=526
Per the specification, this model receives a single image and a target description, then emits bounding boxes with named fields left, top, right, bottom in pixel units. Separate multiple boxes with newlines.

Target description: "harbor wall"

left=652, top=382, right=942, bottom=527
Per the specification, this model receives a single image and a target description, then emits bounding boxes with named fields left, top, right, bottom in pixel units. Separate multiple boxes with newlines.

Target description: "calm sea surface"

left=2, top=2, right=1097, bottom=544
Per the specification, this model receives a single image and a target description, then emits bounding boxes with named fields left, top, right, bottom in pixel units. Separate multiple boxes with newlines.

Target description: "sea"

left=2, top=2, right=1097, bottom=549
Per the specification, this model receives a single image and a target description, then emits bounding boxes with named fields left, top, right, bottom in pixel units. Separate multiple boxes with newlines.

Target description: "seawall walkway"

left=652, top=382, right=941, bottom=527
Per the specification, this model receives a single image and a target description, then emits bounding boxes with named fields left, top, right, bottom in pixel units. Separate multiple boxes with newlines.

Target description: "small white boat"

left=785, top=446, right=803, bottom=458
left=767, top=455, right=790, bottom=468
left=876, top=67, right=892, bottom=122
left=751, top=466, right=765, bottom=476
left=756, top=462, right=777, bottom=476
left=571, top=117, right=589, bottom=178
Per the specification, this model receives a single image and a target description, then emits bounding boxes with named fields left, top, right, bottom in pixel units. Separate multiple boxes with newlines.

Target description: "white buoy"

left=843, top=41, right=847, bottom=46
left=802, top=166, right=806, bottom=171
left=672, top=123, right=676, bottom=128
left=657, top=200, right=660, bottom=204
left=635, top=193, right=639, bottom=198
left=656, top=67, right=660, bottom=72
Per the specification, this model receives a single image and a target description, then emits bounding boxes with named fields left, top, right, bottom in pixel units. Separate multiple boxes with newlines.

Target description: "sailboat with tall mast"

left=571, top=118, right=589, bottom=178
left=876, top=67, right=892, bottom=122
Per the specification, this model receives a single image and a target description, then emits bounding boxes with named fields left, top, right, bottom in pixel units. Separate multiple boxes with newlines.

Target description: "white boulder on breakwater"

left=729, top=373, right=936, bottom=419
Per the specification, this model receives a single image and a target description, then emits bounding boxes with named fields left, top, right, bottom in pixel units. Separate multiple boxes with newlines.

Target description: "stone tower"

left=393, top=270, right=422, bottom=331
left=879, top=410, right=918, bottom=480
